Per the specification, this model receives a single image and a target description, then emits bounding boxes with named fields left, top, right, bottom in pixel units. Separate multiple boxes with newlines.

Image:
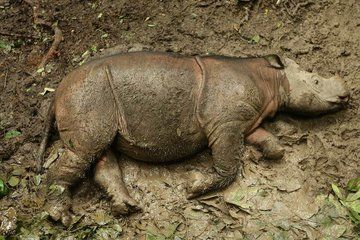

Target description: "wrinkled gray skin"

left=42, top=52, right=349, bottom=226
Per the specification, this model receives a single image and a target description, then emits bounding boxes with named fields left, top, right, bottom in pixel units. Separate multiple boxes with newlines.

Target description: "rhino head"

left=280, top=58, right=349, bottom=115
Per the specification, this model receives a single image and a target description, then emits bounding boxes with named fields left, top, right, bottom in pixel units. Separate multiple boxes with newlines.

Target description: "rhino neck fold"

left=278, top=70, right=291, bottom=112
left=246, top=65, right=290, bottom=134
left=193, top=56, right=206, bottom=128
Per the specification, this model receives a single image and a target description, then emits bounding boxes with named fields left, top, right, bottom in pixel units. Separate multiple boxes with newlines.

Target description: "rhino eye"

left=314, top=79, right=319, bottom=85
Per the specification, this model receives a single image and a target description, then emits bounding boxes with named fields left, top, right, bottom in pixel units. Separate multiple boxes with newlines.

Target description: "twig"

left=279, top=0, right=313, bottom=17
left=3, top=73, right=7, bottom=89
left=239, top=6, right=251, bottom=26
left=24, top=0, right=63, bottom=73
left=238, top=0, right=255, bottom=27
left=292, top=1, right=312, bottom=16
left=38, top=25, right=63, bottom=70
left=0, top=31, right=38, bottom=39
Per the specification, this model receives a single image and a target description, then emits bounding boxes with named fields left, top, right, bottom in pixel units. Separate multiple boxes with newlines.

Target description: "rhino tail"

left=36, top=99, right=55, bottom=173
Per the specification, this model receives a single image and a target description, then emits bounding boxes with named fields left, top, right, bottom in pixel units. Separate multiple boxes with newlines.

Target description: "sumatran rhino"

left=38, top=52, right=349, bottom=226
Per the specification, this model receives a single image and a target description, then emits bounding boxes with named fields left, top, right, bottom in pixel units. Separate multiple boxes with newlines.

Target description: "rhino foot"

left=46, top=188, right=73, bottom=227
left=186, top=170, right=235, bottom=199
left=112, top=195, right=142, bottom=216
left=263, top=140, right=285, bottom=160
left=246, top=127, right=285, bottom=160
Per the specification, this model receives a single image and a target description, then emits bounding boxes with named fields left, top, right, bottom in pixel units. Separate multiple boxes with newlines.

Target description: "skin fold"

left=42, top=52, right=349, bottom=226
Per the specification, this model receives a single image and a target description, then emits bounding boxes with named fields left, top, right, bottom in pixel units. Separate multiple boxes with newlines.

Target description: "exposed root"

left=38, top=25, right=63, bottom=70
left=278, top=0, right=313, bottom=17
left=0, top=31, right=38, bottom=39
left=238, top=1, right=255, bottom=27
left=24, top=0, right=63, bottom=73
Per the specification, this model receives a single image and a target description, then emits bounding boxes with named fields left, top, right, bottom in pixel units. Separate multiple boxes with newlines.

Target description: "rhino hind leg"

left=94, top=149, right=141, bottom=216
left=246, top=127, right=284, bottom=160
left=46, top=125, right=118, bottom=226
left=46, top=148, right=91, bottom=226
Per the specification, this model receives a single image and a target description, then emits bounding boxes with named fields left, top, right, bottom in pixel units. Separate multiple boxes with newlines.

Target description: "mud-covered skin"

left=45, top=52, right=349, bottom=226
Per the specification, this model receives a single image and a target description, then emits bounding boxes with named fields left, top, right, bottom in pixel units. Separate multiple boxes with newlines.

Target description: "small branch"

left=292, top=1, right=312, bottom=16
left=0, top=31, right=39, bottom=39
left=38, top=25, right=63, bottom=70
left=24, top=0, right=63, bottom=74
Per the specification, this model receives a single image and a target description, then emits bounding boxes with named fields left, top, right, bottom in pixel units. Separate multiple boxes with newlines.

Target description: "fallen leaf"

left=250, top=35, right=260, bottom=44
left=347, top=200, right=360, bottom=213
left=323, top=224, right=347, bottom=238
left=0, top=179, right=9, bottom=198
left=101, top=33, right=109, bottom=39
left=8, top=176, right=20, bottom=187
left=0, top=40, right=13, bottom=53
left=0, top=207, right=17, bottom=235
left=43, top=150, right=59, bottom=169
left=36, top=67, right=45, bottom=74
left=4, top=130, right=21, bottom=139
left=11, top=168, right=25, bottom=176
left=332, top=183, right=345, bottom=200
left=347, top=178, right=360, bottom=192
left=349, top=209, right=360, bottom=223
left=39, top=87, right=55, bottom=96
left=34, top=175, right=42, bottom=186
left=273, top=178, right=302, bottom=192
left=346, top=190, right=360, bottom=202
left=48, top=184, right=65, bottom=196
left=91, top=210, right=111, bottom=226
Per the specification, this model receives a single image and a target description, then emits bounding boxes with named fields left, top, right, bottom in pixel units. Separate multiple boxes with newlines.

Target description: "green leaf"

left=101, top=33, right=109, bottom=39
left=348, top=200, right=360, bottom=213
left=4, top=130, right=21, bottom=139
left=145, top=232, right=165, bottom=240
left=8, top=176, right=20, bottom=187
left=0, top=40, right=13, bottom=52
left=349, top=209, right=360, bottom=223
left=346, top=190, right=360, bottom=202
left=332, top=183, right=344, bottom=200
left=250, top=34, right=261, bottom=44
left=48, top=184, right=65, bottom=196
left=12, top=168, right=25, bottom=176
left=347, top=178, right=360, bottom=192
left=0, top=179, right=9, bottom=198
left=34, top=175, right=42, bottom=186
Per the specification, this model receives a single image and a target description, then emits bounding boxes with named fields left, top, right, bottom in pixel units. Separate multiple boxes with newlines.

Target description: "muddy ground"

left=0, top=0, right=359, bottom=239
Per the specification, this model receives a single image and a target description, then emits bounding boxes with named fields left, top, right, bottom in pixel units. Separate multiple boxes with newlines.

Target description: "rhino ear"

left=264, top=54, right=284, bottom=69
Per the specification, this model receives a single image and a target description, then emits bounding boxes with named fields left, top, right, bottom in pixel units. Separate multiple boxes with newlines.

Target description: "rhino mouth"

left=326, top=93, right=350, bottom=105
left=327, top=96, right=349, bottom=110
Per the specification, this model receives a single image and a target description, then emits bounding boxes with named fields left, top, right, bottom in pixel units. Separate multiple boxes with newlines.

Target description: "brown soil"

left=0, top=0, right=359, bottom=239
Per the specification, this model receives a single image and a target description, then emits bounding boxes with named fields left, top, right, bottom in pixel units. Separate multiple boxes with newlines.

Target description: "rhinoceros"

left=38, top=52, right=349, bottom=226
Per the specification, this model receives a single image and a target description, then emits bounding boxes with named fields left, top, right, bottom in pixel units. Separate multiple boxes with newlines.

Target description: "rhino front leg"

left=246, top=127, right=284, bottom=160
left=186, top=124, right=244, bottom=199
left=94, top=149, right=141, bottom=215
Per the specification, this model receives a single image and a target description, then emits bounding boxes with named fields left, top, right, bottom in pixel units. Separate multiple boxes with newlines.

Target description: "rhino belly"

left=114, top=127, right=207, bottom=162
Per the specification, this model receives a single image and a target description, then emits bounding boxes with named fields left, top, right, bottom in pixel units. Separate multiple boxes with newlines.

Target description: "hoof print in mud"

left=37, top=52, right=349, bottom=225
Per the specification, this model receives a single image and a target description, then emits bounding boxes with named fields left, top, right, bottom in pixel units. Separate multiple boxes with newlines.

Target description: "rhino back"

left=100, top=52, right=207, bottom=161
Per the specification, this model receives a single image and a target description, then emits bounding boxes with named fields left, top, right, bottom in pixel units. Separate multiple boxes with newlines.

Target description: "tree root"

left=278, top=0, right=313, bottom=17
left=0, top=31, right=39, bottom=39
left=24, top=0, right=63, bottom=73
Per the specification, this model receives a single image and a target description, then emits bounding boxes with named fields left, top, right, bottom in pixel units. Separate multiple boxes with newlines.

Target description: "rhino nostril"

left=338, top=95, right=349, bottom=103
